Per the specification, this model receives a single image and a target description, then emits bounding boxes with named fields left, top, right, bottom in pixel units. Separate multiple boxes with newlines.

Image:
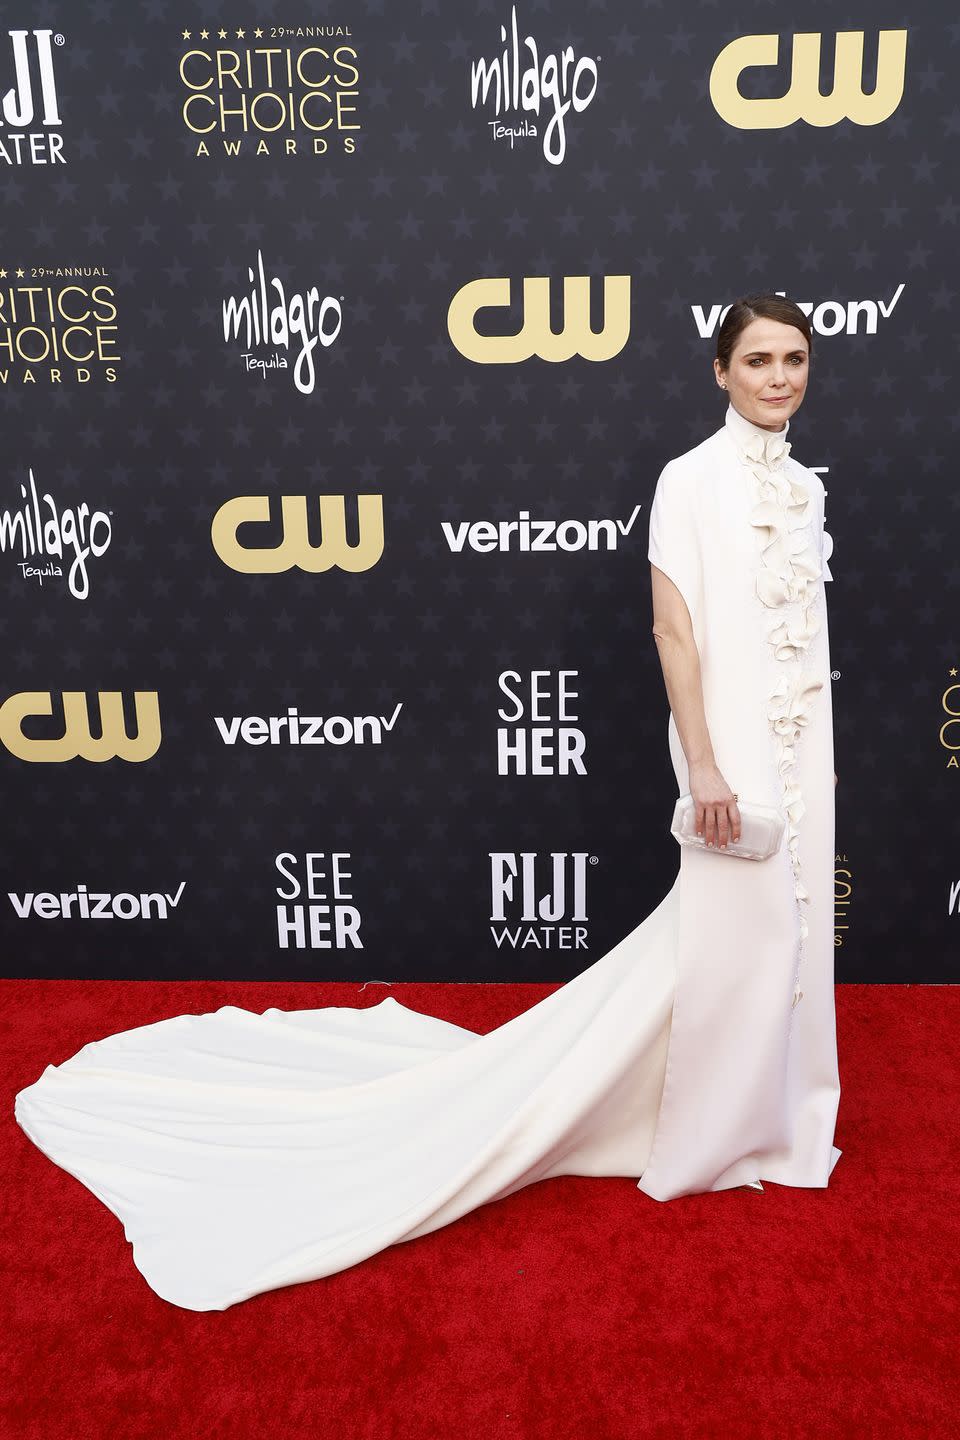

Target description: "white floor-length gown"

left=14, top=401, right=842, bottom=1312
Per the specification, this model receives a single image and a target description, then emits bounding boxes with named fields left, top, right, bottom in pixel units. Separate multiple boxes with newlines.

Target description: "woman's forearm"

left=652, top=629, right=716, bottom=769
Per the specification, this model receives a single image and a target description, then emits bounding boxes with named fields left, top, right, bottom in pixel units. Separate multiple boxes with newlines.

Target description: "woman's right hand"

left=688, top=760, right=741, bottom=849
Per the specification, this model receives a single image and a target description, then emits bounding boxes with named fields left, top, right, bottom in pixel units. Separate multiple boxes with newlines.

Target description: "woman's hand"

left=689, top=760, right=741, bottom=849
left=834, top=771, right=838, bottom=787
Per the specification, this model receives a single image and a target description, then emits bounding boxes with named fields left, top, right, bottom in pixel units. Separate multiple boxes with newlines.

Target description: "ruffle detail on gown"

left=740, top=428, right=824, bottom=1012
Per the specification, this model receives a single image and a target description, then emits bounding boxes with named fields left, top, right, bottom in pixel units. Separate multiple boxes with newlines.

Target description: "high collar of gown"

left=724, top=400, right=792, bottom=471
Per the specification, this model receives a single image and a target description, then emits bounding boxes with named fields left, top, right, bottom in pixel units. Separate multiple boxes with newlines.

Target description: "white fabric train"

left=14, top=401, right=841, bottom=1311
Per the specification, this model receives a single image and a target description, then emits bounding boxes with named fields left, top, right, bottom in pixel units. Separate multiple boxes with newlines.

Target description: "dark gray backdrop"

left=1, top=1, right=955, bottom=983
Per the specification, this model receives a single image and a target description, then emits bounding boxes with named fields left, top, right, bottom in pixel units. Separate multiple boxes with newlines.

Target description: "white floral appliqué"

left=739, top=428, right=825, bottom=1013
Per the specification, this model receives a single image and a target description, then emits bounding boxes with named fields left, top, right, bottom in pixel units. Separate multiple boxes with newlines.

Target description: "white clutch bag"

left=670, top=793, right=785, bottom=861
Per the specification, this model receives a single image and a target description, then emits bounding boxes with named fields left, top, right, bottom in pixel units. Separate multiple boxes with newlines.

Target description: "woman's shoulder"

left=655, top=428, right=725, bottom=487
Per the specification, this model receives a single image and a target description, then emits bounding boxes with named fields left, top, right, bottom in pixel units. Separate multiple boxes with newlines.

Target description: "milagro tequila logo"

left=0, top=468, right=112, bottom=598
left=0, top=28, right=65, bottom=165
left=489, top=851, right=593, bottom=949
left=470, top=5, right=600, bottom=165
left=222, top=249, right=343, bottom=394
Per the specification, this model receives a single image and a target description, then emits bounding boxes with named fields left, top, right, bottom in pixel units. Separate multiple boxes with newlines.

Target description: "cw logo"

left=709, top=30, right=908, bottom=129
left=0, top=691, right=161, bottom=762
left=447, top=276, right=630, bottom=364
left=212, top=495, right=384, bottom=574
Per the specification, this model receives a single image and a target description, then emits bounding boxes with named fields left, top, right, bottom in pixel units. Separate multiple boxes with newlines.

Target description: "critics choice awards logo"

left=940, top=667, right=960, bottom=768
left=834, top=854, right=852, bottom=948
left=178, top=23, right=360, bottom=157
left=0, top=265, right=120, bottom=383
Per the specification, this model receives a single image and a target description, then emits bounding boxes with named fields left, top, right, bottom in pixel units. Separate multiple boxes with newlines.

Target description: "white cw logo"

left=710, top=30, right=908, bottom=129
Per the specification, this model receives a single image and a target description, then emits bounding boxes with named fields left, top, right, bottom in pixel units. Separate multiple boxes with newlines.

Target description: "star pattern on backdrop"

left=0, top=0, right=955, bottom=982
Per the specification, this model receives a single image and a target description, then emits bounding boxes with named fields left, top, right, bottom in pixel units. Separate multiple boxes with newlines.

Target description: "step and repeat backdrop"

left=0, top=2, right=954, bottom=983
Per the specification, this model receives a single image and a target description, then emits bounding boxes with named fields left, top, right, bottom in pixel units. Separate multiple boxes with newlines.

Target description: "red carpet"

left=1, top=980, right=956, bottom=1440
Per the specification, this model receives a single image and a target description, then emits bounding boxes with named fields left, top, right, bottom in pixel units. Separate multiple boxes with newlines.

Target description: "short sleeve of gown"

left=648, top=461, right=703, bottom=625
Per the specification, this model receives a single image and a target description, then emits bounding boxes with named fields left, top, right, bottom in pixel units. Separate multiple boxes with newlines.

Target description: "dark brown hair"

left=715, top=292, right=813, bottom=372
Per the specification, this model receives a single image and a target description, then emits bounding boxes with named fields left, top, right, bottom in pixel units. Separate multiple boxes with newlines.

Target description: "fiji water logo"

left=489, top=851, right=593, bottom=950
left=0, top=29, right=65, bottom=166
left=469, top=5, right=600, bottom=165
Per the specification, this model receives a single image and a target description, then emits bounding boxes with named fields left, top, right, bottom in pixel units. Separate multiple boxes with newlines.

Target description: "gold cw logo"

left=709, top=30, right=908, bottom=129
left=212, top=494, right=384, bottom=574
left=447, top=276, right=630, bottom=364
left=0, top=691, right=161, bottom=762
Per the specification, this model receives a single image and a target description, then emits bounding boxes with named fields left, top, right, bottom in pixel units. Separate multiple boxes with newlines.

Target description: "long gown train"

left=13, top=401, right=842, bottom=1311
left=14, top=885, right=678, bottom=1312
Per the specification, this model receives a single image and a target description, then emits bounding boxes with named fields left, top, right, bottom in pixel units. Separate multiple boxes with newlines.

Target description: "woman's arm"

left=651, top=563, right=741, bottom=849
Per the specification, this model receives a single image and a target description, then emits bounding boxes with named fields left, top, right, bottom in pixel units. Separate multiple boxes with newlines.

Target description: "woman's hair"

left=715, top=292, right=813, bottom=372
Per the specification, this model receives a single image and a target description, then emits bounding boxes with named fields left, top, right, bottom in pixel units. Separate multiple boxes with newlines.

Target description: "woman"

left=14, top=292, right=840, bottom=1313
left=643, top=291, right=840, bottom=1200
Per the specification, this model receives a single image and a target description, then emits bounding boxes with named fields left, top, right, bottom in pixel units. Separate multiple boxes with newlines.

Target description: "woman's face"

left=713, top=317, right=810, bottom=432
